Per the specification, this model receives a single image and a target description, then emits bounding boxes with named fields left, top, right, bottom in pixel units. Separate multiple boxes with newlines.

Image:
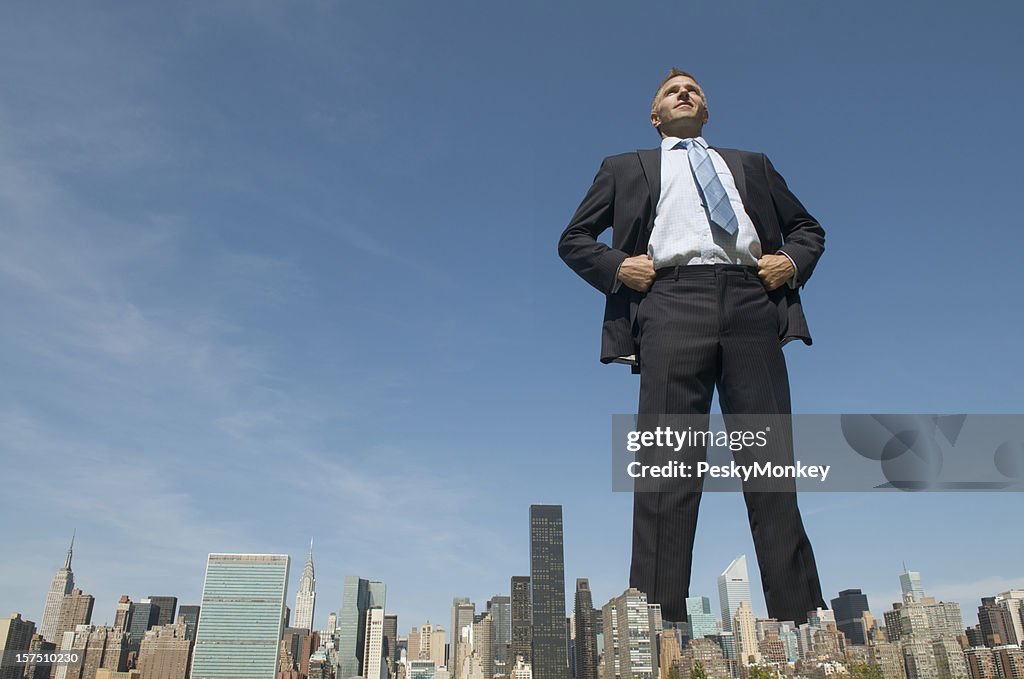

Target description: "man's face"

left=651, top=75, right=708, bottom=137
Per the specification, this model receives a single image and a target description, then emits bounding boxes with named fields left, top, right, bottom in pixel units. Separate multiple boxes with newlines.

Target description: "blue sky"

left=2, top=2, right=1023, bottom=636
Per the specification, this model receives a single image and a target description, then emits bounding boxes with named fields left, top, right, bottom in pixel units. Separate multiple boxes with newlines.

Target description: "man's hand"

left=757, top=254, right=795, bottom=291
left=617, top=254, right=656, bottom=292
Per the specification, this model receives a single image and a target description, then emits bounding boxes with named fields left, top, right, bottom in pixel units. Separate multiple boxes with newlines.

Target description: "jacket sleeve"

left=557, top=158, right=629, bottom=294
left=764, top=153, right=825, bottom=287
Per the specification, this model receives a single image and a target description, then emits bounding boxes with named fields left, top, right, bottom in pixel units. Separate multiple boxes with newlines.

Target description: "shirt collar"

left=661, top=135, right=709, bottom=151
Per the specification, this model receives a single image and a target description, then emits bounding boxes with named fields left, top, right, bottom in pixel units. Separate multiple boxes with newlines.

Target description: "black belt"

left=653, top=263, right=758, bottom=280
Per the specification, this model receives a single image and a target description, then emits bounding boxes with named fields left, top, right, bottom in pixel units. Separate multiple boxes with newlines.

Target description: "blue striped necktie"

left=676, top=139, right=738, bottom=235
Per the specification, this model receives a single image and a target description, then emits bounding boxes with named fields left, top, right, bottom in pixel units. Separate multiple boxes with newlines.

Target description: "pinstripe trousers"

left=630, top=264, right=825, bottom=626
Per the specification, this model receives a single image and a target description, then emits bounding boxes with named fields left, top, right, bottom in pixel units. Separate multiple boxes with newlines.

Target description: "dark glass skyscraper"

left=148, top=596, right=178, bottom=628
left=573, top=579, right=599, bottom=679
left=510, top=576, right=532, bottom=667
left=336, top=576, right=386, bottom=679
left=128, top=600, right=159, bottom=643
left=530, top=504, right=569, bottom=679
left=337, top=577, right=368, bottom=679
left=831, top=589, right=870, bottom=645
left=177, top=606, right=200, bottom=642
left=383, top=614, right=398, bottom=667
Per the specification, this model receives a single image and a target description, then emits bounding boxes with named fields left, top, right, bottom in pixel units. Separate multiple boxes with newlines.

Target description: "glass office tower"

left=191, top=554, right=290, bottom=679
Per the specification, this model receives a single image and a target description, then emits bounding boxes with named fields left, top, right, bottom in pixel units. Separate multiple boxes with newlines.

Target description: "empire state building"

left=39, top=534, right=75, bottom=642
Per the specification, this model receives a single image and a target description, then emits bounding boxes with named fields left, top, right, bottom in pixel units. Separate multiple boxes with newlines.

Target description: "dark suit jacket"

left=558, top=146, right=825, bottom=370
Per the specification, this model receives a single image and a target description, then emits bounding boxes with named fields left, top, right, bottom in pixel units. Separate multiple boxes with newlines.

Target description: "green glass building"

left=191, top=554, right=290, bottom=679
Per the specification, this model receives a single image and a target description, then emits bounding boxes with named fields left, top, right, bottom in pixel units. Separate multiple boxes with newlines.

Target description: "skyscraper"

left=176, top=606, right=200, bottom=642
left=40, top=535, right=76, bottom=643
left=449, top=598, right=475, bottom=678
left=294, top=539, right=316, bottom=631
left=717, top=555, right=752, bottom=633
left=978, top=596, right=1018, bottom=647
left=831, top=589, right=870, bottom=645
left=368, top=582, right=387, bottom=609
left=338, top=577, right=369, bottom=679
left=113, top=596, right=132, bottom=634
left=382, top=614, right=398, bottom=668
left=732, top=601, right=760, bottom=667
left=529, top=504, right=569, bottom=679
left=190, top=553, right=290, bottom=679
left=148, top=597, right=178, bottom=628
left=337, top=576, right=385, bottom=679
left=601, top=603, right=620, bottom=679
left=128, top=599, right=159, bottom=644
left=685, top=596, right=718, bottom=640
left=54, top=588, right=95, bottom=648
left=362, top=607, right=386, bottom=679
left=996, top=589, right=1024, bottom=650
left=899, top=567, right=925, bottom=603
left=486, top=595, right=511, bottom=671
left=0, top=614, right=36, bottom=679
left=573, top=580, right=598, bottom=679
left=603, top=588, right=655, bottom=679
left=473, top=611, right=495, bottom=678
left=510, top=576, right=532, bottom=666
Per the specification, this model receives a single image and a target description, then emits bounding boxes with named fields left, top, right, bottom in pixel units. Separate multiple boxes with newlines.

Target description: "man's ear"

left=650, top=112, right=660, bottom=130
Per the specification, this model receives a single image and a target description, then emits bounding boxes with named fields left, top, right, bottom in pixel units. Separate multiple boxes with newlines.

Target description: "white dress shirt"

left=647, top=136, right=762, bottom=268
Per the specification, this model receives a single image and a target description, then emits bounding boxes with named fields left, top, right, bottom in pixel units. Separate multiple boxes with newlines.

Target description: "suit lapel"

left=637, top=148, right=660, bottom=232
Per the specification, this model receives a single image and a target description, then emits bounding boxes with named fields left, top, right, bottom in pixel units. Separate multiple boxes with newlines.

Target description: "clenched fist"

left=757, top=254, right=795, bottom=291
left=617, top=254, right=657, bottom=292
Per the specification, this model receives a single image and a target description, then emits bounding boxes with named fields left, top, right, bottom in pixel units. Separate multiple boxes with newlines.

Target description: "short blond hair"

left=651, top=68, right=705, bottom=114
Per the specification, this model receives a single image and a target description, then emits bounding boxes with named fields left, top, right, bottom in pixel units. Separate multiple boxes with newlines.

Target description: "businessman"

left=558, top=69, right=827, bottom=626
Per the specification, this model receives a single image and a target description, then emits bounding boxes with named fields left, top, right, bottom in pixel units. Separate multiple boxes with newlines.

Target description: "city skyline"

left=5, top=538, right=1023, bottom=678
left=3, top=0, right=1024, bottom=658
left=8, top=525, right=1022, bottom=644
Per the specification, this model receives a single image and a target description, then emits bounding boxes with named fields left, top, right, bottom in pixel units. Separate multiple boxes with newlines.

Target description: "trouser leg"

left=631, top=273, right=717, bottom=623
left=716, top=271, right=825, bottom=626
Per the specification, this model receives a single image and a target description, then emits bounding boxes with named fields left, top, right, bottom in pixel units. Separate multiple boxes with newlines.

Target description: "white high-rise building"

left=602, top=588, right=654, bottom=679
left=363, top=606, right=388, bottom=679
left=327, top=612, right=337, bottom=637
left=294, top=539, right=316, bottom=631
left=717, top=555, right=752, bottom=633
left=40, top=535, right=76, bottom=642
left=899, top=567, right=925, bottom=603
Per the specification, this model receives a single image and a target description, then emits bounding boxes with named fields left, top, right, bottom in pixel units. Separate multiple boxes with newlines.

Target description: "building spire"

left=64, top=530, right=75, bottom=570
left=308, top=537, right=313, bottom=561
